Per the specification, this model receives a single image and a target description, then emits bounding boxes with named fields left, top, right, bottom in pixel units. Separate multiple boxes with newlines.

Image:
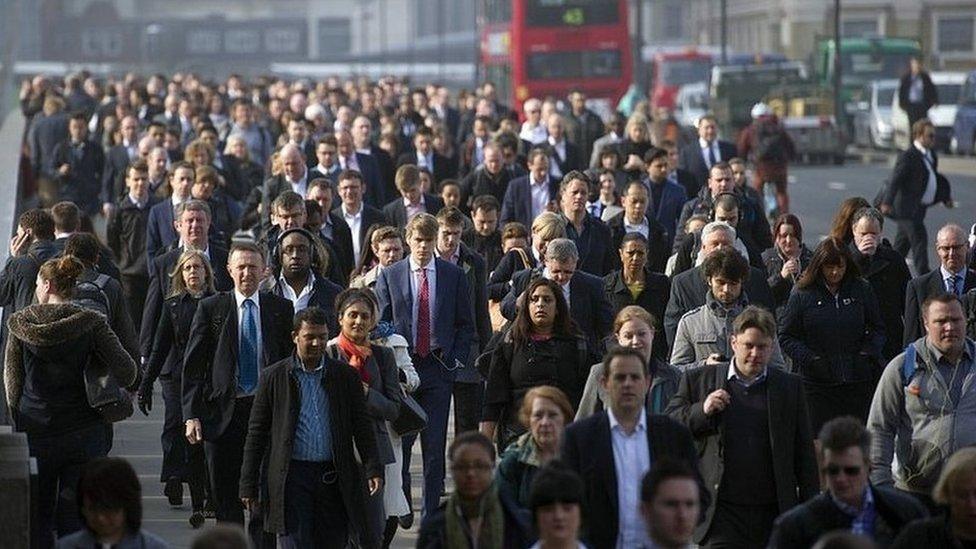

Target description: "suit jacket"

left=564, top=213, right=615, bottom=277
left=449, top=243, right=490, bottom=384
left=145, top=200, right=178, bottom=261
left=678, top=139, right=738, bottom=191
left=182, top=291, right=295, bottom=441
left=139, top=243, right=232, bottom=358
left=606, top=213, right=670, bottom=274
left=666, top=363, right=819, bottom=541
left=144, top=292, right=210, bottom=383
left=500, top=174, right=559, bottom=229
left=396, top=151, right=455, bottom=185
left=561, top=411, right=703, bottom=549
left=882, top=146, right=951, bottom=219
left=548, top=140, right=585, bottom=176
left=647, top=178, right=689, bottom=249
left=501, top=268, right=613, bottom=353
left=664, top=265, right=775, bottom=348
left=382, top=193, right=446, bottom=230
left=903, top=267, right=976, bottom=344
left=102, top=144, right=134, bottom=204
left=363, top=146, right=396, bottom=206
left=898, top=71, right=938, bottom=111
left=238, top=355, right=381, bottom=535
left=331, top=203, right=388, bottom=264
left=673, top=168, right=701, bottom=202
left=374, top=257, right=475, bottom=367
left=51, top=139, right=105, bottom=214
left=346, top=152, right=386, bottom=207
left=321, top=212, right=355, bottom=280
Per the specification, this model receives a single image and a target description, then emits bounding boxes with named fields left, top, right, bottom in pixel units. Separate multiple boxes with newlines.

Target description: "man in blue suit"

left=146, top=161, right=195, bottom=260
left=643, top=147, right=688, bottom=249
left=375, top=213, right=475, bottom=518
left=500, top=148, right=559, bottom=229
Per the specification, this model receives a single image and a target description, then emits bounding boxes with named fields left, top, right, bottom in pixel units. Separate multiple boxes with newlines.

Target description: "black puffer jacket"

left=5, top=303, right=138, bottom=435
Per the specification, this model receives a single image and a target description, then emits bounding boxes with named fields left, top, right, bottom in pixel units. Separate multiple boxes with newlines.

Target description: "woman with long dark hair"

left=779, top=238, right=885, bottom=432
left=480, top=278, right=590, bottom=448
left=137, top=250, right=215, bottom=528
left=5, top=256, right=138, bottom=547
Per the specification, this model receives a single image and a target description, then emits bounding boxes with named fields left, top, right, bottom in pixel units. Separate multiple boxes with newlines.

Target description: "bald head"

left=280, top=143, right=306, bottom=182
left=937, top=223, right=968, bottom=274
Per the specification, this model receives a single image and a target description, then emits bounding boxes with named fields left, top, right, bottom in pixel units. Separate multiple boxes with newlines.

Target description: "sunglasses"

left=822, top=464, right=862, bottom=477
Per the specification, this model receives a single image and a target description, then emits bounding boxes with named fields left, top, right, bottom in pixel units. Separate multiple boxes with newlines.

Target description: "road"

left=114, top=152, right=976, bottom=548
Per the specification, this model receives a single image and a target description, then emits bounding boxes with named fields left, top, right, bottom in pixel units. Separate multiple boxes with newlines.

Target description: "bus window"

left=527, top=50, right=622, bottom=80
left=524, top=0, right=619, bottom=27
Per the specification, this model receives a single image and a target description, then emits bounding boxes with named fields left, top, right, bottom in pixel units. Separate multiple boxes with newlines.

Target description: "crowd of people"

left=3, top=69, right=976, bottom=549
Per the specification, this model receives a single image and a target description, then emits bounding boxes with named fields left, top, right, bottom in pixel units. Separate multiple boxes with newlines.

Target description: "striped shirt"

left=291, top=357, right=333, bottom=462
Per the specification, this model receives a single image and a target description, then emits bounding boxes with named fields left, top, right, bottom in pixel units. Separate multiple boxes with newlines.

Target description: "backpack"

left=753, top=120, right=787, bottom=163
left=73, top=274, right=111, bottom=319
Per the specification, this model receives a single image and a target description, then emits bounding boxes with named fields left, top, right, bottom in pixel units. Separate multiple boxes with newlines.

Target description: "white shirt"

left=914, top=140, right=938, bottom=205
left=623, top=217, right=649, bottom=239
left=520, top=122, right=548, bottom=145
left=278, top=271, right=315, bottom=312
left=529, top=173, right=551, bottom=221
left=234, top=289, right=264, bottom=394
left=408, top=257, right=437, bottom=350
left=416, top=151, right=434, bottom=170
left=548, top=136, right=566, bottom=179
left=607, top=406, right=652, bottom=549
left=474, top=137, right=486, bottom=165
left=339, top=154, right=360, bottom=172
left=342, top=203, right=364, bottom=265
left=699, top=137, right=720, bottom=168
left=288, top=171, right=308, bottom=197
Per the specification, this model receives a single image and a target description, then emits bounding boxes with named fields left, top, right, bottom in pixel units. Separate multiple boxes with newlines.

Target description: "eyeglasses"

left=822, top=464, right=862, bottom=477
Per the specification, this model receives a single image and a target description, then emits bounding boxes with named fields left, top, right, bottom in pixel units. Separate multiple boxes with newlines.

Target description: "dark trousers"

left=120, top=273, right=149, bottom=334
left=160, top=376, right=207, bottom=508
left=907, top=104, right=930, bottom=131
left=401, top=353, right=453, bottom=517
left=205, top=397, right=252, bottom=525
left=28, top=422, right=110, bottom=549
left=282, top=460, right=349, bottom=549
left=893, top=214, right=929, bottom=274
left=452, top=380, right=484, bottom=435
left=704, top=500, right=780, bottom=549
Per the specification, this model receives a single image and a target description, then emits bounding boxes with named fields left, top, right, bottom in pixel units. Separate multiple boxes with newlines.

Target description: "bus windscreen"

left=527, top=50, right=623, bottom=80
left=525, top=0, right=619, bottom=26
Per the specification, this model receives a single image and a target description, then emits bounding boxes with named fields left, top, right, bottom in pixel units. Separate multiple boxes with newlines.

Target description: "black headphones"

left=275, top=227, right=322, bottom=271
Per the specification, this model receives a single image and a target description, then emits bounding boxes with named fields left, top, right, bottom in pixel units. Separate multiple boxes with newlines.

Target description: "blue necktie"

left=948, top=275, right=961, bottom=296
left=239, top=299, right=258, bottom=393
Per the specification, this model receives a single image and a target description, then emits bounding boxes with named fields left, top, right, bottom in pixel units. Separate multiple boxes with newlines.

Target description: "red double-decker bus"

left=480, top=0, right=632, bottom=119
left=647, top=48, right=715, bottom=112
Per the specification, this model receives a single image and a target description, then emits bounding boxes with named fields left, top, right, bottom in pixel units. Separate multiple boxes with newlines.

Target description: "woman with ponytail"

left=5, top=256, right=138, bottom=548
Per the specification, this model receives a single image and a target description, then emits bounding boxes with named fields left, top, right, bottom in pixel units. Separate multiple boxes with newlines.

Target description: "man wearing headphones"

left=265, top=190, right=347, bottom=288
left=269, top=227, right=342, bottom=336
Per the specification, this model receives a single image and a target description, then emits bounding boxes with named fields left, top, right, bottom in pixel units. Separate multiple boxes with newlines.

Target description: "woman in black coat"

left=603, top=232, right=671, bottom=359
left=137, top=249, right=215, bottom=528
left=779, top=238, right=885, bottom=433
left=326, top=288, right=402, bottom=549
left=481, top=278, right=591, bottom=449
left=762, top=213, right=813, bottom=318
left=5, top=256, right=138, bottom=548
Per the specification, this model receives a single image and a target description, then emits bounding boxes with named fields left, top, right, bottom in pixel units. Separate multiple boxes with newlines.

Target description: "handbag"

left=392, top=388, right=428, bottom=437
left=84, top=356, right=134, bottom=423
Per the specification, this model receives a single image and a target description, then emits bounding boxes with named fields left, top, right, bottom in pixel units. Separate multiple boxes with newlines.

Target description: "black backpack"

left=72, top=274, right=111, bottom=319
left=753, top=120, right=787, bottom=163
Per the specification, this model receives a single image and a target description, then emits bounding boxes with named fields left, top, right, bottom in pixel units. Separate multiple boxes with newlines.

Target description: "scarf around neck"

left=337, top=332, right=372, bottom=384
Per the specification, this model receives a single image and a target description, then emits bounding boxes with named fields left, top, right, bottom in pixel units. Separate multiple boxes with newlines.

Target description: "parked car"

left=892, top=71, right=965, bottom=152
left=951, top=70, right=976, bottom=156
left=852, top=79, right=897, bottom=149
left=674, top=82, right=708, bottom=129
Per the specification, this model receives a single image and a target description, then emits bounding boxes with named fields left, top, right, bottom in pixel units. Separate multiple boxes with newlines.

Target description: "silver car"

left=853, top=79, right=898, bottom=149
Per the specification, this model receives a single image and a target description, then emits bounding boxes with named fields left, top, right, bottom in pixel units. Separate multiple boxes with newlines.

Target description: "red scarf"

left=337, top=333, right=372, bottom=384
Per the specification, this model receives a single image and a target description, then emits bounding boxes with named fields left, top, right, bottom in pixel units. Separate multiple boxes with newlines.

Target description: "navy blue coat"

left=499, top=174, right=559, bottom=229
left=145, top=200, right=177, bottom=261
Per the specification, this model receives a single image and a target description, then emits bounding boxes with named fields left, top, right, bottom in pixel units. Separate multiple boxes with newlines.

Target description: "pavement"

left=92, top=149, right=976, bottom=548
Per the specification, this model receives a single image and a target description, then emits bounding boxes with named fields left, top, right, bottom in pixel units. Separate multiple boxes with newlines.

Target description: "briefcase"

left=392, top=390, right=427, bottom=437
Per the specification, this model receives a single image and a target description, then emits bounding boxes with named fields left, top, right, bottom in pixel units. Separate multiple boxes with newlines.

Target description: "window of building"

left=937, top=16, right=975, bottom=53
left=662, top=3, right=683, bottom=40
left=318, top=18, right=351, bottom=56
left=842, top=19, right=879, bottom=38
left=81, top=28, right=123, bottom=57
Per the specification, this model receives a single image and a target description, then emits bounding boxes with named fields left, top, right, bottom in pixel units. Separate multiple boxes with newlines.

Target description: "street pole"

left=634, top=0, right=644, bottom=89
left=720, top=0, right=728, bottom=65
left=834, top=0, right=842, bottom=129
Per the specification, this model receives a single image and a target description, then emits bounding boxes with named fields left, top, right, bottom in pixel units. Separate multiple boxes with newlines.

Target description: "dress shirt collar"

left=292, top=354, right=325, bottom=373
left=234, top=289, right=260, bottom=310
left=726, top=357, right=768, bottom=387
left=914, top=140, right=931, bottom=158
left=409, top=256, right=435, bottom=274
left=941, top=265, right=967, bottom=279
left=403, top=194, right=426, bottom=208
left=547, top=135, right=563, bottom=147
left=278, top=270, right=315, bottom=295
left=831, top=485, right=873, bottom=516
left=607, top=405, right=647, bottom=435
left=624, top=216, right=648, bottom=230
left=128, top=193, right=148, bottom=209
left=529, top=172, right=548, bottom=186
left=437, top=246, right=460, bottom=265
left=342, top=202, right=363, bottom=218
left=699, top=137, right=715, bottom=149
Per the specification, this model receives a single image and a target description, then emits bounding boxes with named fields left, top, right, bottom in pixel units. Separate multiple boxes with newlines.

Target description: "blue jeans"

left=401, top=353, right=454, bottom=517
left=28, top=421, right=110, bottom=549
